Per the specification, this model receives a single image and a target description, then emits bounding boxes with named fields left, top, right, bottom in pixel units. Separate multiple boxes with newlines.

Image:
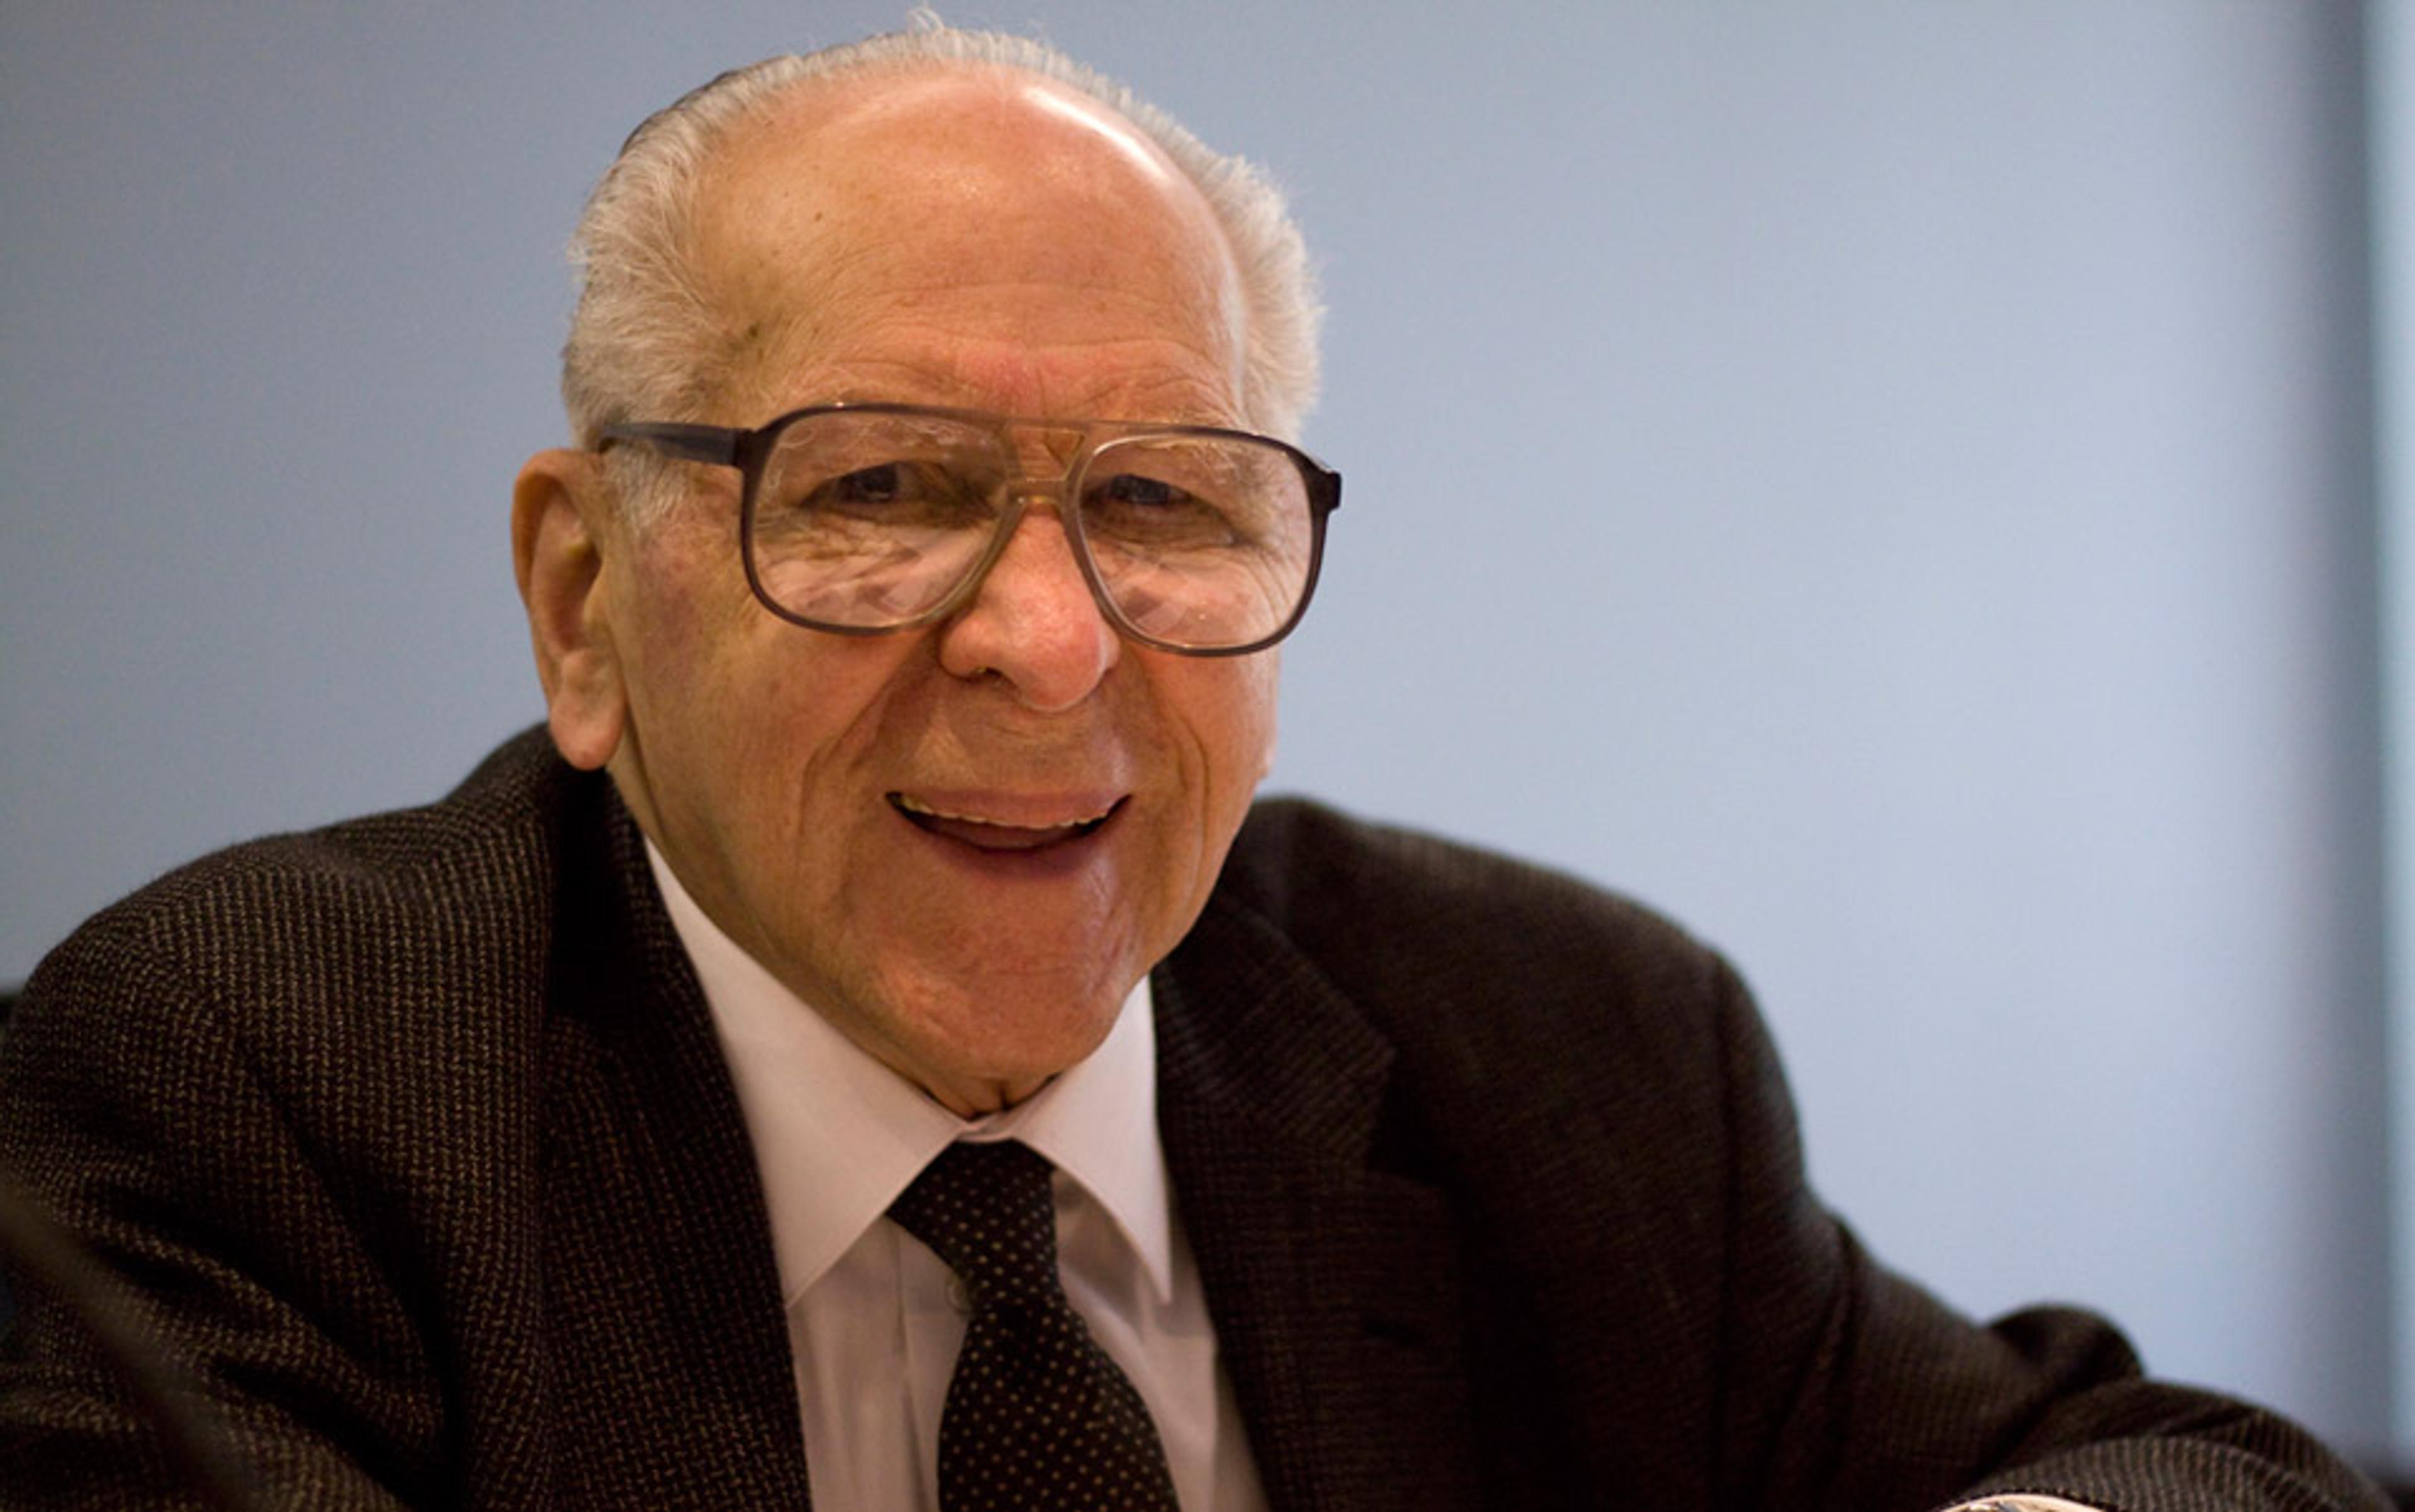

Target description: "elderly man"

left=0, top=24, right=2391, bottom=1512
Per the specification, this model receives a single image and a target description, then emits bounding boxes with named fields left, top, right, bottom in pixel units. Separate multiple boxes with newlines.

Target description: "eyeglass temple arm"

left=597, top=422, right=741, bottom=467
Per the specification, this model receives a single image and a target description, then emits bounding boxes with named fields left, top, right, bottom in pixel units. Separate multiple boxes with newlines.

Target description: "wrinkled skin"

left=513, top=67, right=1278, bottom=1115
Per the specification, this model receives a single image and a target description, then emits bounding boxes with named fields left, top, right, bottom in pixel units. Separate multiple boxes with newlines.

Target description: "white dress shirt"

left=647, top=845, right=1267, bottom=1512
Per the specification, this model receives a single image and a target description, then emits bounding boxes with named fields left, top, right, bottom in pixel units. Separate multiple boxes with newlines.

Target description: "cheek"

left=611, top=542, right=816, bottom=852
left=616, top=528, right=737, bottom=698
left=1241, top=653, right=1280, bottom=781
left=1208, top=653, right=1280, bottom=795
left=1157, top=652, right=1279, bottom=839
left=622, top=522, right=839, bottom=753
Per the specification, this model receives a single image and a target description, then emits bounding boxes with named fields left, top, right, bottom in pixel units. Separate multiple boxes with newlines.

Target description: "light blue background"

left=3, top=1, right=2394, bottom=1464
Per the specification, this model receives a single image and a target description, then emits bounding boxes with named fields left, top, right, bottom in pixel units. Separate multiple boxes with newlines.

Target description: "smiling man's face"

left=528, top=67, right=1277, bottom=1115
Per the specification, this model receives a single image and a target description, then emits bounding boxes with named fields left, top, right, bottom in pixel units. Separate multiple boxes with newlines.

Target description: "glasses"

left=599, top=403, right=1341, bottom=656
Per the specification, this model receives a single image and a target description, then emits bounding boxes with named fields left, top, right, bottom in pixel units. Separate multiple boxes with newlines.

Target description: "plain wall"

left=1, top=1, right=2392, bottom=1462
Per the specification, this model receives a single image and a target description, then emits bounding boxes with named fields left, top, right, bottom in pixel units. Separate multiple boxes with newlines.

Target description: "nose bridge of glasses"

left=960, top=424, right=1123, bottom=629
left=955, top=475, right=1121, bottom=642
left=991, top=418, right=1091, bottom=494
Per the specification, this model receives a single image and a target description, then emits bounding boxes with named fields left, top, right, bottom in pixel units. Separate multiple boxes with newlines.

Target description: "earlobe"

left=513, top=449, right=626, bottom=770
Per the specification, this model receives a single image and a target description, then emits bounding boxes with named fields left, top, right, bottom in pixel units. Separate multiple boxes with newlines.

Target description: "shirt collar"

left=643, top=842, right=1174, bottom=1308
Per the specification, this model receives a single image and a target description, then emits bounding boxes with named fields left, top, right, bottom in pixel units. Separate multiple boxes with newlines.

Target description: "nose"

left=934, top=503, right=1119, bottom=713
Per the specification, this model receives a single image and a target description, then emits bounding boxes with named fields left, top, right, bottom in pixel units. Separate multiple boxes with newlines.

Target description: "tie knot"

left=889, top=1139, right=1063, bottom=1311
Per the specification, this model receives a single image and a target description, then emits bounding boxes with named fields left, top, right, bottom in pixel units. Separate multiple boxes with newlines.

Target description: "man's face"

left=548, top=72, right=1276, bottom=1115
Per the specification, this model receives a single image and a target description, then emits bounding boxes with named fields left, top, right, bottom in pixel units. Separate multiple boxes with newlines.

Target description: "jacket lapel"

left=1155, top=892, right=1482, bottom=1512
left=536, top=793, right=815, bottom=1509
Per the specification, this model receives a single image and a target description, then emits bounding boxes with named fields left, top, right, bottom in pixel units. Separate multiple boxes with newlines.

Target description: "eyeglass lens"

left=748, top=411, right=1316, bottom=650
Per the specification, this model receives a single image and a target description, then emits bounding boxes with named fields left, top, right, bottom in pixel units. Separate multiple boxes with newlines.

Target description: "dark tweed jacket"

left=0, top=730, right=2389, bottom=1511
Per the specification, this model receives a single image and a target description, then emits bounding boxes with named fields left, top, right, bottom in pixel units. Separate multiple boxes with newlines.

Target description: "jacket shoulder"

left=11, top=728, right=608, bottom=1128
left=36, top=728, right=578, bottom=984
left=1217, top=794, right=1731, bottom=1006
left=1204, top=795, right=1755, bottom=1130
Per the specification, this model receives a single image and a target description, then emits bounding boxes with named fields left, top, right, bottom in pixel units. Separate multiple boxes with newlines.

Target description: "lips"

left=889, top=792, right=1123, bottom=852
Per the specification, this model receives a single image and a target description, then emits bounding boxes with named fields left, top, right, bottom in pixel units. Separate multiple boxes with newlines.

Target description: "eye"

left=1096, top=472, right=1187, bottom=509
left=1083, top=469, right=1243, bottom=553
left=784, top=460, right=991, bottom=528
left=821, top=462, right=925, bottom=507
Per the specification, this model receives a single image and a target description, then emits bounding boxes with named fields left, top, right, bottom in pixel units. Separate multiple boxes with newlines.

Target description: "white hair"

left=560, top=21, right=1324, bottom=523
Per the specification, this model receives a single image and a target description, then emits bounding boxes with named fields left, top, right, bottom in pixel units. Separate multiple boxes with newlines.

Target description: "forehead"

left=687, top=67, right=1246, bottom=424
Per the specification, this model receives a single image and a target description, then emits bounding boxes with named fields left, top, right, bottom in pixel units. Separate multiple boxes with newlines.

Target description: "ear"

left=513, top=448, right=626, bottom=770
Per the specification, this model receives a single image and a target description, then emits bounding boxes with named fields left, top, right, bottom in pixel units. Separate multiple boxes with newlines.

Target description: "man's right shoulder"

left=63, top=725, right=572, bottom=923
left=18, top=726, right=603, bottom=1034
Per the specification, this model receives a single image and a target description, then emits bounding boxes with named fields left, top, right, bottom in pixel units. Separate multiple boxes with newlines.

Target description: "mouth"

left=887, top=792, right=1124, bottom=853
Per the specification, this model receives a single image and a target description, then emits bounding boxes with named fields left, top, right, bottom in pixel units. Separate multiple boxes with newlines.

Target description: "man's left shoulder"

left=1203, top=796, right=1744, bottom=1059
left=1219, top=796, right=1714, bottom=970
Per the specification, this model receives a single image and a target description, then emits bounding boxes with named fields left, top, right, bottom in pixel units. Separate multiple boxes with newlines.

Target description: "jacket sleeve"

left=1696, top=953, right=2391, bottom=1512
left=0, top=914, right=431, bottom=1511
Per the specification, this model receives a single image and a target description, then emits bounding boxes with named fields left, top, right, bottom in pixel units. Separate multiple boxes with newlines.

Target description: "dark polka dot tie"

left=887, top=1138, right=1182, bottom=1511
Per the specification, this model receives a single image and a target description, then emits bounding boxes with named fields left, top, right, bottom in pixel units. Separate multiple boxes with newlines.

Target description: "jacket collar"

left=534, top=780, right=817, bottom=1506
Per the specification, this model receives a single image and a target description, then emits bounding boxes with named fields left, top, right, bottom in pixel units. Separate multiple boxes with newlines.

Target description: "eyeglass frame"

left=597, top=401, right=1343, bottom=657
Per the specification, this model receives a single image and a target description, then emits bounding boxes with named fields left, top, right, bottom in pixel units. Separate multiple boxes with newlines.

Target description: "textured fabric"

left=0, top=728, right=2395, bottom=1512
left=889, top=1141, right=1179, bottom=1512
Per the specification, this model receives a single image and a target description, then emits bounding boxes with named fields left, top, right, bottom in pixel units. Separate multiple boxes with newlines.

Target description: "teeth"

left=892, top=793, right=1116, bottom=829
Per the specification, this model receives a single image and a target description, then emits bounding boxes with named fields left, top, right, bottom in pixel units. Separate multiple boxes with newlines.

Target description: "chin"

left=901, top=981, right=1127, bottom=1087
